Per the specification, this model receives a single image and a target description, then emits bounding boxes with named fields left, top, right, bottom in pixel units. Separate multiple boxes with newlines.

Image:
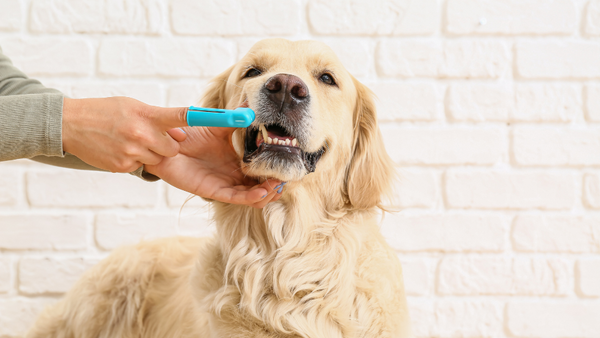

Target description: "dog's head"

left=201, top=39, right=394, bottom=210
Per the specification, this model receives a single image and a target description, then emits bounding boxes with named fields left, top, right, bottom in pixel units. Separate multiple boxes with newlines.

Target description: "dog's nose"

left=264, top=74, right=309, bottom=105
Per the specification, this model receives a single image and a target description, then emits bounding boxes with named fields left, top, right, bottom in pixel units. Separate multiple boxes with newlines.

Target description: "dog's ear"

left=200, top=65, right=235, bottom=109
left=344, top=77, right=396, bottom=210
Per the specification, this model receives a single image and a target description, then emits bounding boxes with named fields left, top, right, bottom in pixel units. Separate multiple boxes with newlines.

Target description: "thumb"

left=151, top=106, right=189, bottom=129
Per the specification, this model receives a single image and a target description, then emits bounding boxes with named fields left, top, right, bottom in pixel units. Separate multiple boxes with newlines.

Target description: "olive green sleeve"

left=0, top=46, right=159, bottom=181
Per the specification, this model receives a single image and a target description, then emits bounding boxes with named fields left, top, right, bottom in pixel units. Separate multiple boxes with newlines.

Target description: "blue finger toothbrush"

left=186, top=106, right=255, bottom=128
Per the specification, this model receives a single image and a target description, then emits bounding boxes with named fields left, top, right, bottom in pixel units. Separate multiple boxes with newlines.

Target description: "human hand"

left=145, top=126, right=284, bottom=208
left=62, top=97, right=188, bottom=172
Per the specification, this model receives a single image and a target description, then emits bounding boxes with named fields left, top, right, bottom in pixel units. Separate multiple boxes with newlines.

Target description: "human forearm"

left=0, top=46, right=61, bottom=96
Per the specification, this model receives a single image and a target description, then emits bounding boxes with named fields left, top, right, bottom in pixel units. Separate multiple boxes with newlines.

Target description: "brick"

left=19, top=257, right=99, bottom=295
left=446, top=170, right=576, bottom=210
left=410, top=300, right=503, bottom=338
left=516, top=41, right=600, bottom=79
left=27, top=170, right=158, bottom=208
left=0, top=38, right=92, bottom=76
left=586, top=84, right=600, bottom=121
left=317, top=39, right=371, bottom=78
left=398, top=258, right=432, bottom=296
left=371, top=82, right=440, bottom=121
left=166, top=185, right=209, bottom=208
left=98, top=39, right=235, bottom=78
left=0, top=0, right=22, bottom=31
left=513, top=215, right=600, bottom=253
left=172, top=0, right=299, bottom=36
left=0, top=298, right=56, bottom=337
left=513, top=127, right=600, bottom=166
left=30, top=0, right=163, bottom=34
left=381, top=214, right=505, bottom=252
left=381, top=127, right=505, bottom=165
left=0, top=168, right=19, bottom=206
left=377, top=40, right=510, bottom=79
left=95, top=213, right=179, bottom=250
left=0, top=257, right=10, bottom=293
left=577, top=259, right=600, bottom=297
left=447, top=83, right=581, bottom=122
left=584, top=173, right=600, bottom=209
left=392, top=168, right=437, bottom=208
left=585, top=0, right=600, bottom=36
left=177, top=214, right=215, bottom=238
left=446, top=0, right=576, bottom=35
left=70, top=83, right=164, bottom=107
left=308, top=0, right=437, bottom=35
left=439, top=257, right=569, bottom=296
left=0, top=214, right=88, bottom=250
left=167, top=82, right=208, bottom=108
left=507, top=302, right=600, bottom=338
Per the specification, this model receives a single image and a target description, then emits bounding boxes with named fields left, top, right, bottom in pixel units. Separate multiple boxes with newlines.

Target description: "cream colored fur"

left=27, top=39, right=413, bottom=338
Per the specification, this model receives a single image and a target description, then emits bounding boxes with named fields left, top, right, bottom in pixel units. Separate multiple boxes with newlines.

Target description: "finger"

left=148, top=132, right=180, bottom=158
left=151, top=106, right=189, bottom=129
left=167, top=128, right=187, bottom=142
left=138, top=150, right=164, bottom=166
left=211, top=184, right=273, bottom=205
left=251, top=189, right=279, bottom=209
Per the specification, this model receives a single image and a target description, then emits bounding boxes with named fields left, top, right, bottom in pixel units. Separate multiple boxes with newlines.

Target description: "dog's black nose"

left=264, top=74, right=309, bottom=106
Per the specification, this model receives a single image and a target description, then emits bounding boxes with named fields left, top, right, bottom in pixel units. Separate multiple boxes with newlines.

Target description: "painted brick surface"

left=438, top=257, right=569, bottom=296
left=516, top=41, right=600, bottom=79
left=446, top=0, right=577, bottom=35
left=0, top=257, right=10, bottom=293
left=410, top=300, right=503, bottom=338
left=98, top=39, right=235, bottom=78
left=586, top=84, right=600, bottom=121
left=577, top=259, right=600, bottom=297
left=0, top=214, right=88, bottom=250
left=381, top=214, right=505, bottom=252
left=19, top=257, right=100, bottom=295
left=0, top=0, right=23, bottom=32
left=445, top=170, right=576, bottom=210
left=172, top=0, right=300, bottom=36
left=512, top=215, right=600, bottom=253
left=27, top=170, right=158, bottom=208
left=30, top=0, right=163, bottom=34
left=507, top=302, right=600, bottom=338
left=447, top=83, right=581, bottom=122
left=584, top=173, right=600, bottom=209
left=513, top=127, right=600, bottom=166
left=0, top=38, right=92, bottom=76
left=377, top=40, right=511, bottom=78
left=1, top=1, right=599, bottom=337
left=308, top=0, right=438, bottom=35
left=382, top=127, right=505, bottom=165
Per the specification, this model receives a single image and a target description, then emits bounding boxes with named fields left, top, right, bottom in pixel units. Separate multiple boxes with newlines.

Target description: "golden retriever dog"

left=26, top=38, right=413, bottom=338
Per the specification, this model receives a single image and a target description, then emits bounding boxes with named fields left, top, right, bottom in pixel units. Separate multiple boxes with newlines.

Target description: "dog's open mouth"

left=242, top=123, right=324, bottom=173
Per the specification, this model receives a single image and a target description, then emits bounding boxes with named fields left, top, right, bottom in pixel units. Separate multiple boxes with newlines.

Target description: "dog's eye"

left=244, top=68, right=262, bottom=78
left=319, top=73, right=336, bottom=86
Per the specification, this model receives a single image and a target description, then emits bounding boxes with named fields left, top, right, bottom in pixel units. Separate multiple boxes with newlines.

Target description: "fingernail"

left=179, top=128, right=186, bottom=134
left=273, top=183, right=282, bottom=190
left=277, top=186, right=284, bottom=194
left=261, top=194, right=267, bottom=198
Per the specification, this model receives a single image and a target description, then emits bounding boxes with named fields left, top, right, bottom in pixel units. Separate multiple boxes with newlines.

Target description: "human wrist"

left=61, top=97, right=81, bottom=154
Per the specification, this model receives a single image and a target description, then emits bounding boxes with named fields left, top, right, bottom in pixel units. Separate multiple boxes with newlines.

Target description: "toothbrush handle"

left=186, top=107, right=255, bottom=128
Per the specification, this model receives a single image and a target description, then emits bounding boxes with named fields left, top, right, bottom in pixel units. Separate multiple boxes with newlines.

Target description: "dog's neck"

left=208, top=183, right=374, bottom=335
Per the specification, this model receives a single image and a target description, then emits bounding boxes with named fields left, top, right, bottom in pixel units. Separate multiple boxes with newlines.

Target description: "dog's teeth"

left=273, top=138, right=278, bottom=144
left=279, top=140, right=285, bottom=145
left=257, top=132, right=263, bottom=141
left=292, top=138, right=297, bottom=147
left=259, top=124, right=268, bottom=142
left=267, top=137, right=272, bottom=144
left=285, top=139, right=291, bottom=145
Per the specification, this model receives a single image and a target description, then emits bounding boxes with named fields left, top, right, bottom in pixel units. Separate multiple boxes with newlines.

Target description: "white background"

left=1, top=0, right=600, bottom=337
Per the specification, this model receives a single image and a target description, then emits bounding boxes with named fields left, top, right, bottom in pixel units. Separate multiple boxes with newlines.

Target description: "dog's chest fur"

left=185, top=200, right=407, bottom=338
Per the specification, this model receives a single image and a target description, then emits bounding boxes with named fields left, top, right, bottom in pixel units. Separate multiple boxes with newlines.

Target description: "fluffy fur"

left=27, top=39, right=413, bottom=338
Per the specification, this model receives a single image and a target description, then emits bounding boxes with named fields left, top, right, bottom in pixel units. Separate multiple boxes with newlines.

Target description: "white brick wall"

left=1, top=0, right=599, bottom=337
